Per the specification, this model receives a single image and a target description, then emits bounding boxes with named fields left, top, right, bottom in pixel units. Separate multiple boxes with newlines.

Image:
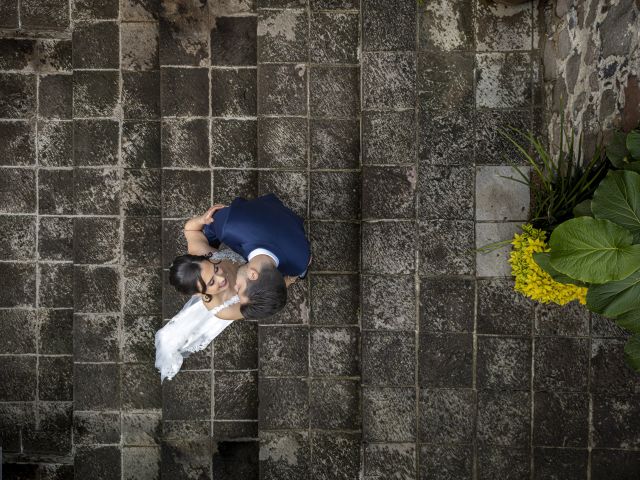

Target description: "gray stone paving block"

left=161, top=219, right=187, bottom=272
left=0, top=215, right=35, bottom=260
left=211, top=16, right=257, bottom=66
left=419, top=277, right=474, bottom=333
left=258, top=9, right=308, bottom=63
left=362, top=110, right=415, bottom=166
left=160, top=67, right=209, bottom=116
left=73, top=411, right=121, bottom=445
left=214, top=169, right=260, bottom=203
left=123, top=447, right=161, bottom=480
left=362, top=0, right=415, bottom=51
left=363, top=443, right=415, bottom=480
left=591, top=449, right=640, bottom=479
left=257, top=117, right=307, bottom=169
left=0, top=262, right=36, bottom=307
left=212, top=441, right=259, bottom=479
left=38, top=120, right=73, bottom=167
left=362, top=221, right=416, bottom=274
left=39, top=263, right=73, bottom=308
left=39, top=309, right=73, bottom=355
left=310, top=432, right=360, bottom=480
left=123, top=315, right=161, bottom=363
left=160, top=439, right=211, bottom=480
left=310, top=171, right=360, bottom=220
left=122, top=120, right=161, bottom=168
left=362, top=166, right=416, bottom=219
left=76, top=445, right=121, bottom=480
left=474, top=109, right=532, bottom=165
left=309, top=221, right=359, bottom=272
left=310, top=274, right=359, bottom=325
left=362, top=52, right=415, bottom=110
left=120, top=22, right=159, bottom=71
left=211, top=68, right=257, bottom=117
left=213, top=421, right=258, bottom=441
left=74, top=266, right=121, bottom=313
left=41, top=354, right=73, bottom=399
left=0, top=73, right=36, bottom=118
left=591, top=338, right=640, bottom=394
left=73, top=314, right=119, bottom=362
left=309, top=379, right=359, bottom=429
left=123, top=218, right=161, bottom=268
left=258, top=170, right=308, bottom=218
left=73, top=119, right=118, bottom=165
left=162, top=370, right=211, bottom=421
left=72, top=22, right=119, bottom=69
left=362, top=275, right=415, bottom=330
left=534, top=337, right=589, bottom=391
left=309, top=326, right=358, bottom=376
left=22, top=0, right=69, bottom=29
left=122, top=363, right=162, bottom=410
left=214, top=371, right=258, bottom=420
left=258, top=378, right=308, bottom=429
left=0, top=356, right=36, bottom=401
left=39, top=74, right=72, bottom=119
left=213, top=321, right=258, bottom=370
left=22, top=402, right=72, bottom=455
left=259, top=430, right=309, bottom=480
left=476, top=166, right=530, bottom=221
left=310, top=66, right=359, bottom=118
left=0, top=403, right=33, bottom=452
left=310, top=119, right=359, bottom=169
left=418, top=165, right=473, bottom=220
left=258, top=64, right=307, bottom=115
left=0, top=168, right=35, bottom=213
left=534, top=302, right=589, bottom=337
left=161, top=169, right=210, bottom=218
left=476, top=1, right=532, bottom=52
left=310, top=12, right=358, bottom=64
left=475, top=222, right=520, bottom=277
left=74, top=168, right=121, bottom=215
left=363, top=387, right=416, bottom=442
left=261, top=277, right=309, bottom=324
left=259, top=326, right=308, bottom=376
left=418, top=51, right=474, bottom=111
left=212, top=119, right=257, bottom=168
left=0, top=310, right=37, bottom=354
left=310, top=0, right=358, bottom=8
left=161, top=118, right=209, bottom=168
left=362, top=331, right=415, bottom=386
left=0, top=1, right=18, bottom=28
left=122, top=169, right=162, bottom=217
left=477, top=390, right=530, bottom=447
left=418, top=220, right=474, bottom=276
left=418, top=388, right=475, bottom=444
left=477, top=278, right=534, bottom=335
left=74, top=363, right=120, bottom=411
left=533, top=447, right=588, bottom=480
left=0, top=38, right=36, bottom=70
left=418, top=100, right=474, bottom=166
left=477, top=335, right=531, bottom=390
left=477, top=446, right=530, bottom=480
left=418, top=0, right=473, bottom=52
left=476, top=52, right=534, bottom=109
left=73, top=217, right=120, bottom=264
left=122, top=71, right=160, bottom=119
left=419, top=444, right=473, bottom=480
left=593, top=394, right=640, bottom=449
left=39, top=217, right=73, bottom=261
left=159, top=18, right=208, bottom=68
left=418, top=333, right=473, bottom=388
left=533, top=391, right=588, bottom=448
left=162, top=420, right=210, bottom=441
left=38, top=169, right=74, bottom=215
left=37, top=38, right=72, bottom=72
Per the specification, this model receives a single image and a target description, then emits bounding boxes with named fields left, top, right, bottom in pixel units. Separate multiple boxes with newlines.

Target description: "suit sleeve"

left=202, top=223, right=221, bottom=249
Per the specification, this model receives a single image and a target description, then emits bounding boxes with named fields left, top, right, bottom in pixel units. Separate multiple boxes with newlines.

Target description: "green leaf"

left=549, top=217, right=640, bottom=283
left=607, top=130, right=630, bottom=167
left=533, top=252, right=587, bottom=286
left=587, top=269, right=640, bottom=316
left=572, top=199, right=592, bottom=217
left=592, top=170, right=640, bottom=242
left=623, top=160, right=640, bottom=174
left=624, top=334, right=640, bottom=371
left=627, top=130, right=640, bottom=161
left=615, top=309, right=640, bottom=335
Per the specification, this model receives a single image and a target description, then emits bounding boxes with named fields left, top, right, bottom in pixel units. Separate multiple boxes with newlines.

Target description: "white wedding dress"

left=155, top=248, right=246, bottom=383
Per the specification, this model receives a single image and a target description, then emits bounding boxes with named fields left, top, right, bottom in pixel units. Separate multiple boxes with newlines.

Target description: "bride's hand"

left=201, top=204, right=226, bottom=224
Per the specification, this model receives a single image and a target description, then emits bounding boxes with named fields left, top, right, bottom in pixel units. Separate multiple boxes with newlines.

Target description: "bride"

left=155, top=206, right=245, bottom=382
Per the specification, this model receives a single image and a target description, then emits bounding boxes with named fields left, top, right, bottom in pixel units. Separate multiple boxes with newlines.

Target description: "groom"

left=202, top=193, right=311, bottom=319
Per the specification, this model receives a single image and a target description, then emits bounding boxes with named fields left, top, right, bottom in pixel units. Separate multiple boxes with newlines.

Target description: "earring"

left=203, top=294, right=212, bottom=303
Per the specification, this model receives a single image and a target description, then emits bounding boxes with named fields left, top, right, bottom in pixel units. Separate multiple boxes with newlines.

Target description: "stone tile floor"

left=1, top=0, right=639, bottom=479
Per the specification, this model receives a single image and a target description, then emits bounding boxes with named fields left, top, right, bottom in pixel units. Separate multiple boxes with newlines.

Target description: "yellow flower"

left=509, top=224, right=587, bottom=305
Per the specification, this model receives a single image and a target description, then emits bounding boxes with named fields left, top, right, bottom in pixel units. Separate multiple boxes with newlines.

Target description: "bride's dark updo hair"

left=169, top=254, right=219, bottom=299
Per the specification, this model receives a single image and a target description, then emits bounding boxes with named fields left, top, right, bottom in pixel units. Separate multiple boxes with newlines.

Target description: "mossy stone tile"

left=160, top=67, right=209, bottom=116
left=257, top=117, right=307, bottom=169
left=122, top=363, right=162, bottom=410
left=123, top=315, right=162, bottom=363
left=477, top=446, right=530, bottom=480
left=213, top=321, right=258, bottom=370
left=362, top=166, right=416, bottom=219
left=310, top=327, right=358, bottom=376
left=159, top=17, right=208, bottom=67
left=120, top=22, right=159, bottom=70
left=362, top=52, right=415, bottom=110
left=310, top=274, right=359, bottom=326
left=73, top=217, right=120, bottom=264
left=0, top=73, right=36, bottom=118
left=310, top=380, right=359, bottom=430
left=534, top=337, right=589, bottom=391
left=75, top=446, right=121, bottom=480
left=72, top=0, right=119, bottom=20
left=122, top=71, right=160, bottom=119
left=363, top=443, right=416, bottom=480
left=477, top=278, right=534, bottom=335
left=38, top=309, right=73, bottom=355
left=211, top=16, right=257, bottom=66
left=214, top=371, right=259, bottom=420
left=213, top=169, right=260, bottom=204
left=418, top=165, right=473, bottom=220
left=362, top=0, right=415, bottom=51
left=310, top=119, right=359, bottom=169
left=533, top=448, right=588, bottom=480
left=161, top=169, right=211, bottom=218
left=21, top=0, right=70, bottom=29
left=310, top=12, right=358, bottom=63
left=122, top=168, right=161, bottom=216
left=39, top=74, right=72, bottom=119
left=362, top=110, right=415, bottom=166
left=0, top=309, right=37, bottom=354
left=310, top=171, right=360, bottom=220
left=73, top=411, right=121, bottom=447
left=362, top=331, right=415, bottom=386
left=590, top=338, right=640, bottom=394
left=258, top=64, right=307, bottom=116
left=73, top=71, right=119, bottom=117
left=73, top=119, right=119, bottom=166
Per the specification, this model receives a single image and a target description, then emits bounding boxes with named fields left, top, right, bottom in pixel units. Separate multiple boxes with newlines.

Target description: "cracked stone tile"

left=310, top=119, right=359, bottom=169
left=475, top=222, right=521, bottom=277
left=38, top=120, right=73, bottom=167
left=363, top=387, right=416, bottom=442
left=161, top=119, right=209, bottom=168
left=212, top=119, right=257, bottom=168
left=258, top=64, right=307, bottom=115
left=534, top=337, right=589, bottom=391
left=477, top=391, right=531, bottom=447
left=258, top=117, right=307, bottom=169
left=418, top=220, right=474, bottom=276
left=418, top=0, right=474, bottom=52
left=418, top=165, right=473, bottom=220
left=310, top=379, right=359, bottom=429
left=477, top=336, right=531, bottom=390
left=72, top=22, right=119, bottom=69
left=362, top=331, right=415, bottom=386
left=419, top=444, right=473, bottom=480
left=310, top=12, right=358, bottom=63
left=211, top=68, right=257, bottom=116
left=310, top=171, right=360, bottom=220
left=362, top=275, right=415, bottom=330
left=476, top=166, right=530, bottom=221
left=363, top=52, right=416, bottom=110
left=120, top=22, right=159, bottom=70
left=418, top=388, right=475, bottom=444
left=362, top=221, right=416, bottom=274
left=364, top=443, right=416, bottom=480
left=476, top=1, right=533, bottom=52
left=362, top=110, right=415, bottom=166
left=419, top=277, right=474, bottom=333
left=258, top=9, right=308, bottom=63
left=311, top=431, right=360, bottom=480
left=477, top=446, right=530, bottom=479
left=259, top=431, right=309, bottom=479
left=212, top=16, right=257, bottom=65
left=476, top=52, right=534, bottom=109
left=533, top=448, right=588, bottom=480
left=39, top=169, right=74, bottom=215
left=534, top=392, right=588, bottom=447
left=310, top=274, right=359, bottom=325
left=362, top=0, right=415, bottom=51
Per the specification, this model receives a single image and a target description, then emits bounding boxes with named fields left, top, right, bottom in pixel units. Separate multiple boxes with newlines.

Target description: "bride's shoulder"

left=215, top=302, right=243, bottom=321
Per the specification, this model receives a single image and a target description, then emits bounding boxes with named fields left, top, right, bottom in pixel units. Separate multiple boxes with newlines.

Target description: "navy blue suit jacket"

left=203, top=194, right=311, bottom=276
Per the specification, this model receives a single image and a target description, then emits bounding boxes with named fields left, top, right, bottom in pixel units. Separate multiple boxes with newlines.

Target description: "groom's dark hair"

left=240, top=264, right=287, bottom=320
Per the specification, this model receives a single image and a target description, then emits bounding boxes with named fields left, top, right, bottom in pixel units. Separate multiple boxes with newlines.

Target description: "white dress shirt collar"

left=248, top=248, right=279, bottom=267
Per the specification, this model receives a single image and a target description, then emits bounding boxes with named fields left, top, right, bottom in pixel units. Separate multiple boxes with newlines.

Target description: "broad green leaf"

left=592, top=170, right=640, bottom=242
left=615, top=309, right=640, bottom=335
left=607, top=130, right=630, bottom=167
left=549, top=217, right=640, bottom=283
left=624, top=334, right=640, bottom=371
left=587, top=269, right=640, bottom=316
left=627, top=130, right=640, bottom=161
left=533, top=252, right=587, bottom=286
left=623, top=160, right=640, bottom=174
left=572, top=199, right=592, bottom=217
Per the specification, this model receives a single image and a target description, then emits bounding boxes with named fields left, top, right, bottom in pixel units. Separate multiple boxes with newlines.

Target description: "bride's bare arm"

left=184, top=205, right=225, bottom=256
